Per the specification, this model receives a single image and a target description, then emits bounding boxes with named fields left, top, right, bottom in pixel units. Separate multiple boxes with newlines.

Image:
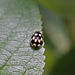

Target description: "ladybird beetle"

left=30, top=31, right=44, bottom=49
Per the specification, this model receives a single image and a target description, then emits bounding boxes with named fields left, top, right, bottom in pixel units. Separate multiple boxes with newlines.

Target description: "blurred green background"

left=38, top=0, right=75, bottom=75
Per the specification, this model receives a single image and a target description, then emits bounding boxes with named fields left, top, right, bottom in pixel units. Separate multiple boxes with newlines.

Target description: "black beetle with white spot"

left=30, top=31, right=44, bottom=49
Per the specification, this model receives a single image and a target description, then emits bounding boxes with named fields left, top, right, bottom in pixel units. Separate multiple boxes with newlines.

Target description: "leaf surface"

left=0, top=0, right=45, bottom=75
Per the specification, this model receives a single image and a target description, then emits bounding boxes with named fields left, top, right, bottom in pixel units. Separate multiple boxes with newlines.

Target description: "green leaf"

left=39, top=0, right=75, bottom=16
left=0, top=0, right=45, bottom=75
left=39, top=5, right=71, bottom=55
